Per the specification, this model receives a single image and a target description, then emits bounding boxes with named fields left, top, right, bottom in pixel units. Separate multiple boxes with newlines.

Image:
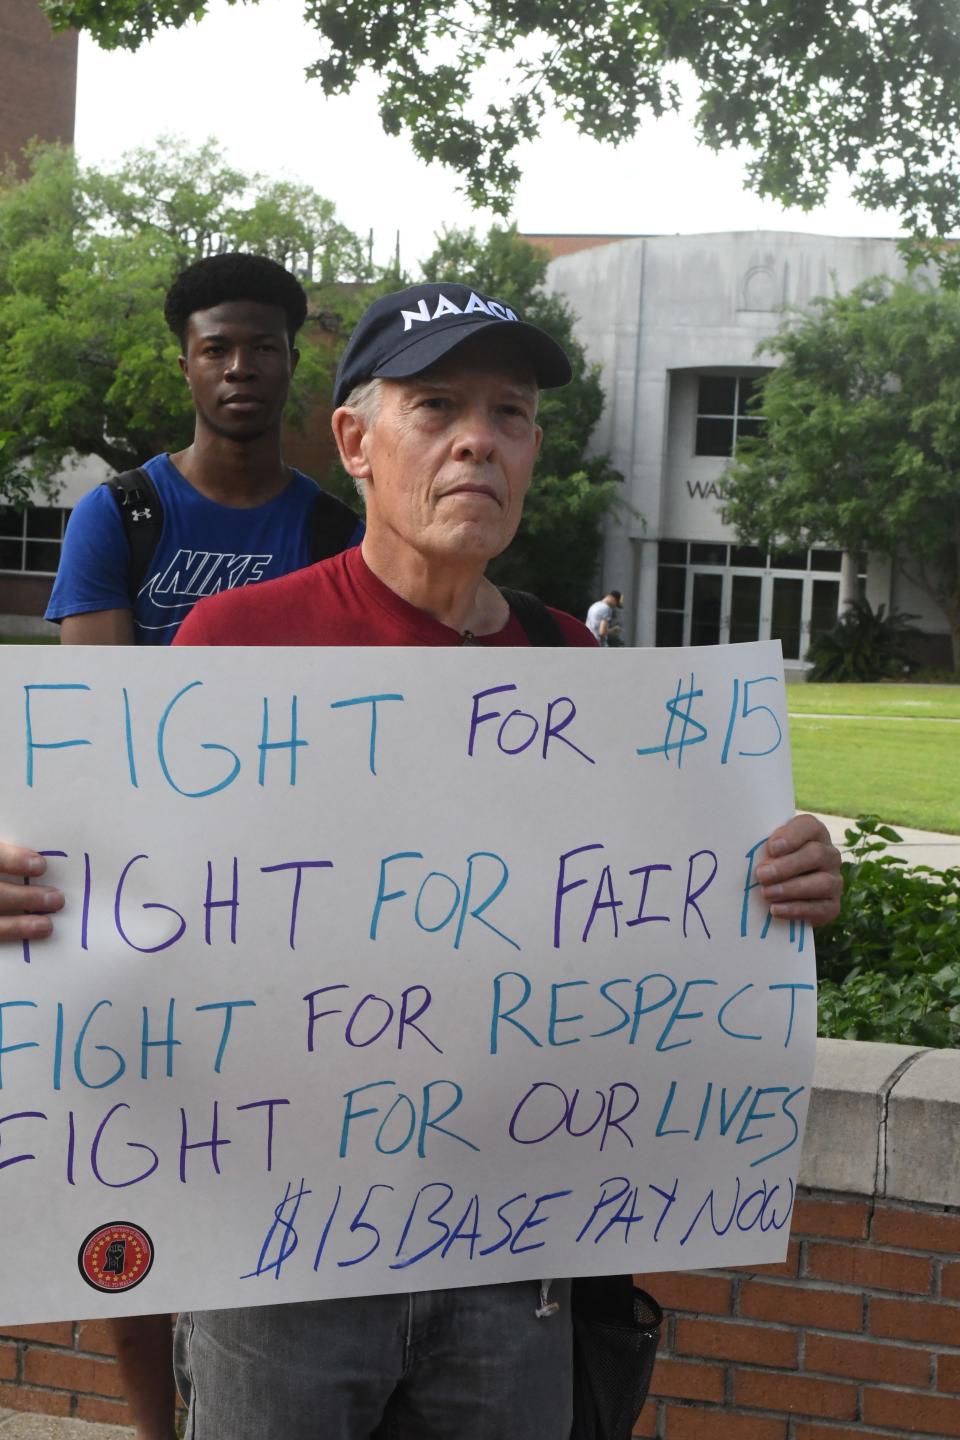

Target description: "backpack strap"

left=499, top=586, right=568, bottom=646
left=106, top=467, right=163, bottom=600
left=309, top=488, right=364, bottom=562
left=107, top=469, right=362, bottom=601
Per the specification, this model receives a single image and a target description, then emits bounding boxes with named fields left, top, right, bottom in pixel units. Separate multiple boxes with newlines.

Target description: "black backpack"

left=107, top=467, right=567, bottom=646
left=496, top=587, right=567, bottom=646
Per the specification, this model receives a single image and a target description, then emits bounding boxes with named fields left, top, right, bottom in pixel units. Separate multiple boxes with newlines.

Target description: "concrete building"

left=544, top=230, right=952, bottom=672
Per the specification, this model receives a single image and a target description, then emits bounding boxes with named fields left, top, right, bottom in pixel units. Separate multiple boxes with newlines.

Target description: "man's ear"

left=533, top=423, right=543, bottom=458
left=290, top=346, right=300, bottom=375
left=178, top=355, right=190, bottom=385
left=331, top=406, right=372, bottom=480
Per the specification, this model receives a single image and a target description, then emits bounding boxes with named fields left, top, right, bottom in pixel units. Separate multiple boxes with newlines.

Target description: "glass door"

left=682, top=563, right=841, bottom=657
left=809, top=579, right=841, bottom=646
left=689, top=572, right=723, bottom=645
left=728, top=574, right=763, bottom=645
left=770, top=577, right=804, bottom=659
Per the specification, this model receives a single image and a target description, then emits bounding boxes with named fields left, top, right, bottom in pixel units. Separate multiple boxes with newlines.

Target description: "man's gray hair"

left=339, top=378, right=382, bottom=501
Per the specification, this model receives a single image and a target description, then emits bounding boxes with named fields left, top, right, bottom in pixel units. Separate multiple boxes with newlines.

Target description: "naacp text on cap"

left=399, top=291, right=519, bottom=331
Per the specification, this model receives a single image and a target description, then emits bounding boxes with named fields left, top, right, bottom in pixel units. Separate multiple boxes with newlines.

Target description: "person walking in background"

left=586, top=588, right=623, bottom=645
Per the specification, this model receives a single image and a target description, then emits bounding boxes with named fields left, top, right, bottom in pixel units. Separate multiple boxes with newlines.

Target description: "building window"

left=694, top=375, right=765, bottom=457
left=0, top=505, right=72, bottom=575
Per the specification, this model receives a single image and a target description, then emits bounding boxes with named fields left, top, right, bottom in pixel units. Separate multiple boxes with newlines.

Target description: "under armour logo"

left=131, top=508, right=153, bottom=521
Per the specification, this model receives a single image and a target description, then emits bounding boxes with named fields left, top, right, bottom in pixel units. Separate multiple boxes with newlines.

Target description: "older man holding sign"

left=0, top=283, right=840, bottom=1440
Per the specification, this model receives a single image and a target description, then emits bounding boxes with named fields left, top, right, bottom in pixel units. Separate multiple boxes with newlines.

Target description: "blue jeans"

left=174, top=1281, right=572, bottom=1439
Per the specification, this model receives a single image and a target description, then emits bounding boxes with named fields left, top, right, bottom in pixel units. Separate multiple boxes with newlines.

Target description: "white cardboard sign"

left=0, top=642, right=814, bottom=1323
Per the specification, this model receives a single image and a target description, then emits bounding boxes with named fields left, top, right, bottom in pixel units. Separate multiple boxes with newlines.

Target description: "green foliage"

left=901, top=235, right=960, bottom=295
left=0, top=139, right=369, bottom=503
left=81, top=139, right=367, bottom=279
left=816, top=817, right=960, bottom=1047
left=419, top=224, right=624, bottom=616
left=46, top=0, right=960, bottom=230
left=721, top=278, right=960, bottom=670
left=1, top=158, right=618, bottom=609
left=805, top=598, right=920, bottom=682
left=818, top=966, right=960, bottom=1048
left=912, top=666, right=960, bottom=684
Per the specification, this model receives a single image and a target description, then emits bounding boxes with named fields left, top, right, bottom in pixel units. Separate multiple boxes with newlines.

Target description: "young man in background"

left=45, top=251, right=362, bottom=645
left=28, top=250, right=361, bottom=1440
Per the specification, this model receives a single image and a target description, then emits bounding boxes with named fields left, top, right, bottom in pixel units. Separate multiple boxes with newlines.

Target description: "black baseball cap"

left=332, top=282, right=573, bottom=407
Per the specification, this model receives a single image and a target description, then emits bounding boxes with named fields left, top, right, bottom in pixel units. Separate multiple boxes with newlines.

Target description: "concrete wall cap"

left=886, top=1045, right=960, bottom=1102
left=799, top=1038, right=929, bottom=1197
left=812, top=1037, right=926, bottom=1093
left=886, top=1048, right=960, bottom=1206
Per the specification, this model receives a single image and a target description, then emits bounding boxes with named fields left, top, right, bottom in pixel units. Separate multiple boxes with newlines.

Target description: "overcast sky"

left=74, top=0, right=906, bottom=272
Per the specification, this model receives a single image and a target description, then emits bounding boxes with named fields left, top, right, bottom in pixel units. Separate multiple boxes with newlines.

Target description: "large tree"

left=417, top=223, right=623, bottom=617
left=721, top=278, right=960, bottom=669
left=0, top=140, right=369, bottom=505
left=47, top=0, right=960, bottom=231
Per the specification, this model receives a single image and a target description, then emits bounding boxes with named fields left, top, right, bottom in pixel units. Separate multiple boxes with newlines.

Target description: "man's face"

left=179, top=300, right=298, bottom=442
left=356, top=336, right=543, bottom=567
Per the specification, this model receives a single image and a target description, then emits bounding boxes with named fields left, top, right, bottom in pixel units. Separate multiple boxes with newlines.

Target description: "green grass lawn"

left=788, top=682, right=960, bottom=720
left=788, top=684, right=960, bottom=832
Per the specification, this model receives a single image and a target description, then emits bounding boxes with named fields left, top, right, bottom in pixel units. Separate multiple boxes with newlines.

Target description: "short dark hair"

left=164, top=252, right=308, bottom=348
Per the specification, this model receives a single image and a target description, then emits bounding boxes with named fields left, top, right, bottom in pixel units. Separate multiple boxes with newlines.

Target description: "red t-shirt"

left=173, top=545, right=596, bottom=648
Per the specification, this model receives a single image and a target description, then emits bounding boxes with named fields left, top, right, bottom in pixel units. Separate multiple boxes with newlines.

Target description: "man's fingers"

left=753, top=815, right=844, bottom=928
left=0, top=873, right=63, bottom=943
left=766, top=812, right=830, bottom=852
left=0, top=881, right=64, bottom=916
left=769, top=893, right=843, bottom=925
left=0, top=912, right=56, bottom=944
left=0, top=842, right=49, bottom=880
left=0, top=845, right=65, bottom=946
left=761, top=864, right=844, bottom=926
left=761, top=867, right=843, bottom=903
left=756, top=839, right=841, bottom=887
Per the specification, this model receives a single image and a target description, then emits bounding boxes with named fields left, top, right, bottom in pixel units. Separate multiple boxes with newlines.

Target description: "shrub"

left=805, top=598, right=920, bottom=682
left=816, top=816, right=960, bottom=1047
left=909, top=666, right=960, bottom=684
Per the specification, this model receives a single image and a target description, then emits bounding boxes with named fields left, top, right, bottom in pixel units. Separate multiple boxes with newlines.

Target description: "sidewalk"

left=0, top=1416, right=132, bottom=1439
left=814, top=812, right=960, bottom=871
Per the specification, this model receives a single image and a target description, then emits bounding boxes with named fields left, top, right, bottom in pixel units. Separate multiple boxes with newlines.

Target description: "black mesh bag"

left=570, top=1275, right=662, bottom=1440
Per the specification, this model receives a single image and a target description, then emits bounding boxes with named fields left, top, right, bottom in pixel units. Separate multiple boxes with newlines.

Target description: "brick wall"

left=0, top=1320, right=132, bottom=1426
left=521, top=232, right=640, bottom=260
left=634, top=1189, right=960, bottom=1438
left=0, top=0, right=78, bottom=168
left=1, top=1040, right=957, bottom=1433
